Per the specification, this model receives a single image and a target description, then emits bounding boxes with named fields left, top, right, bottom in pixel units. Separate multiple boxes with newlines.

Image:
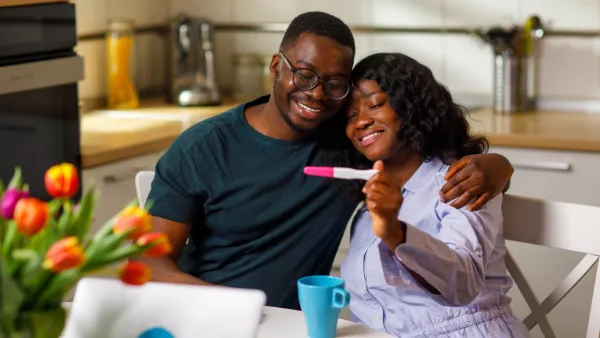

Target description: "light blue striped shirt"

left=340, top=157, right=530, bottom=337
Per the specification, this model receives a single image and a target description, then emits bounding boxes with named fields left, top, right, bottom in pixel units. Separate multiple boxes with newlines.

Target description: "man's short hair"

left=280, top=11, right=355, bottom=56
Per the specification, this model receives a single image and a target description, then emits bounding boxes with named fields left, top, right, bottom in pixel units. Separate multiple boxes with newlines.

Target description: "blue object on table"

left=297, top=275, right=350, bottom=338
left=138, top=327, right=174, bottom=338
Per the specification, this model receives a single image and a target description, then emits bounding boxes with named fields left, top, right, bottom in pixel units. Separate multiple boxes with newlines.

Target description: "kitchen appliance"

left=168, top=14, right=221, bottom=106
left=484, top=26, right=527, bottom=114
left=483, top=16, right=544, bottom=114
left=0, top=2, right=83, bottom=201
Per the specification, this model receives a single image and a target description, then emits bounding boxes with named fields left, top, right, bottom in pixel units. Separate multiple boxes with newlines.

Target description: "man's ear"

left=269, top=54, right=279, bottom=79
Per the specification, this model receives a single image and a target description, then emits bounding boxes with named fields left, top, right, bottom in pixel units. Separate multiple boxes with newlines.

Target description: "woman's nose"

left=354, top=112, right=373, bottom=129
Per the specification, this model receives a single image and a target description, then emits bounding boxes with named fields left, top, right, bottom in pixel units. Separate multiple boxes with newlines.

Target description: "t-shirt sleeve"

left=147, top=139, right=203, bottom=225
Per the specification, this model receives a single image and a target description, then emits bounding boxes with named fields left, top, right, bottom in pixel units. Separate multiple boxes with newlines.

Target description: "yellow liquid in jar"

left=107, top=35, right=139, bottom=109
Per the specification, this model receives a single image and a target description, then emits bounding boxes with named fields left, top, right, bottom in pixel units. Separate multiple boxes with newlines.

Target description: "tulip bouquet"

left=0, top=164, right=172, bottom=338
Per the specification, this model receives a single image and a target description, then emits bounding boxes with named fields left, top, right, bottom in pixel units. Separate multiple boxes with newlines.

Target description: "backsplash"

left=75, top=0, right=600, bottom=107
left=75, top=0, right=169, bottom=101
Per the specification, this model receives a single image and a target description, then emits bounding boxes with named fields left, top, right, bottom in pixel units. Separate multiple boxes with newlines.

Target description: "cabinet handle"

left=512, top=161, right=572, bottom=172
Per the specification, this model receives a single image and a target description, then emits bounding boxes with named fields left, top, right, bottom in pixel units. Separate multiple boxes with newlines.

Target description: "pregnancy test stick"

left=304, top=166, right=378, bottom=181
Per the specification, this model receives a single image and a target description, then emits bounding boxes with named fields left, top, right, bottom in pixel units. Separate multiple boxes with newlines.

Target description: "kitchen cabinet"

left=82, top=151, right=164, bottom=234
left=490, top=146, right=600, bottom=338
left=490, top=146, right=600, bottom=207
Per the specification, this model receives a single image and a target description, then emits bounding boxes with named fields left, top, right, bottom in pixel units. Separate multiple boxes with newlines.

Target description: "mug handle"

left=332, top=288, right=350, bottom=309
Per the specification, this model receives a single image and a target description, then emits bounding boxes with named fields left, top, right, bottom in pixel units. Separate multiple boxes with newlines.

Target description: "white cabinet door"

left=491, top=146, right=600, bottom=338
left=82, top=151, right=164, bottom=234
left=490, top=146, right=600, bottom=207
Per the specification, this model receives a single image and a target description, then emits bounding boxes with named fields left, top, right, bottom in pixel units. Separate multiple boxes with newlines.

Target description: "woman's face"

left=345, top=79, right=403, bottom=162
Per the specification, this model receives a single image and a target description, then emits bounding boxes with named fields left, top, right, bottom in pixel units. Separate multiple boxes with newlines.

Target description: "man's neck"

left=383, top=150, right=425, bottom=187
left=245, top=97, right=313, bottom=142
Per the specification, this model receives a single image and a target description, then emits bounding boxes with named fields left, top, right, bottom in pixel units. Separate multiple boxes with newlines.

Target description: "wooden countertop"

left=81, top=99, right=240, bottom=168
left=81, top=102, right=600, bottom=169
left=468, top=108, right=600, bottom=152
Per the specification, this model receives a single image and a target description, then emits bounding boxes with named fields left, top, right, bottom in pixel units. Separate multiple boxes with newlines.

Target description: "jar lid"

left=109, top=20, right=134, bottom=33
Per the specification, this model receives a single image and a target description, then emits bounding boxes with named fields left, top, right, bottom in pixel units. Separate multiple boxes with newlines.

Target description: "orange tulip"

left=45, top=163, right=79, bottom=199
left=119, top=261, right=150, bottom=286
left=137, top=232, right=173, bottom=257
left=14, top=198, right=48, bottom=236
left=42, top=236, right=86, bottom=272
left=113, top=206, right=152, bottom=240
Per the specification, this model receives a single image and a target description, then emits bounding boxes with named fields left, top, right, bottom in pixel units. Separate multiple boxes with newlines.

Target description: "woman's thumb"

left=374, top=160, right=384, bottom=171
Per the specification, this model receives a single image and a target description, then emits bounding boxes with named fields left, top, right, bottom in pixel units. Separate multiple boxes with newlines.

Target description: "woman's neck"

left=383, top=150, right=425, bottom=187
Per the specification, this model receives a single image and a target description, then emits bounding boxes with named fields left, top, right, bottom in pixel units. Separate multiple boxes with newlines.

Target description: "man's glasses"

left=278, top=52, right=350, bottom=100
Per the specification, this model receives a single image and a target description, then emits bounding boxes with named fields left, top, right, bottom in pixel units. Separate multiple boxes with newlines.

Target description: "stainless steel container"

left=168, top=14, right=221, bottom=106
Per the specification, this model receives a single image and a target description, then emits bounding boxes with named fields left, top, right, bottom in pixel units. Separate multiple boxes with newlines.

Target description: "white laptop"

left=63, top=277, right=266, bottom=338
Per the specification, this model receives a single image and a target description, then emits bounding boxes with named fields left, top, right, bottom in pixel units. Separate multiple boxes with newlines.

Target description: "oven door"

left=0, top=55, right=84, bottom=201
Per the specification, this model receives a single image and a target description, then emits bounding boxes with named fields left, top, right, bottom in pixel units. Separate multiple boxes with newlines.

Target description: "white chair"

left=135, top=171, right=155, bottom=207
left=503, top=194, right=600, bottom=338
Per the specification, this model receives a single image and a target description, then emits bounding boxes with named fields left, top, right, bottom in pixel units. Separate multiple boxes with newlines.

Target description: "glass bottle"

left=106, top=20, right=139, bottom=109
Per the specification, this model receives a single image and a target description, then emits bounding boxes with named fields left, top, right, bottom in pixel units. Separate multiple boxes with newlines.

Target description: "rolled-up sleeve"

left=379, top=194, right=504, bottom=306
left=147, top=139, right=204, bottom=225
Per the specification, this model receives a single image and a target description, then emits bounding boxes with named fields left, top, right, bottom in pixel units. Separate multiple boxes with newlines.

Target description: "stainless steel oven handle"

left=0, top=56, right=84, bottom=96
left=512, top=161, right=572, bottom=172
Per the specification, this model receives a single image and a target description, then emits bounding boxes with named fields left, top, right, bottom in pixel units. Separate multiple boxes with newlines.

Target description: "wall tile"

left=169, top=0, right=232, bottom=22
left=135, top=34, right=167, bottom=91
left=371, top=35, right=445, bottom=82
left=233, top=0, right=296, bottom=23
left=297, top=0, right=372, bottom=25
left=372, top=0, right=443, bottom=27
left=445, top=0, right=520, bottom=27
left=354, top=35, right=373, bottom=64
left=75, top=0, right=107, bottom=34
left=520, top=0, right=600, bottom=30
left=76, top=40, right=107, bottom=99
left=214, top=33, right=235, bottom=92
left=106, top=0, right=169, bottom=26
left=536, top=38, right=600, bottom=98
left=443, top=35, right=492, bottom=95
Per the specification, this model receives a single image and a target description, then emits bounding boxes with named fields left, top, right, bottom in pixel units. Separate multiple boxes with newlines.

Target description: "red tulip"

left=119, top=261, right=150, bottom=286
left=42, top=236, right=86, bottom=272
left=113, top=206, right=152, bottom=240
left=14, top=198, right=48, bottom=236
left=137, top=232, right=173, bottom=257
left=45, top=163, right=79, bottom=199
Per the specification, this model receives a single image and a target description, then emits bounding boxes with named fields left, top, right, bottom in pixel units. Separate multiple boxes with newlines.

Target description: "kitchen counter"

left=81, top=99, right=240, bottom=168
left=81, top=102, right=600, bottom=168
left=468, top=108, right=600, bottom=152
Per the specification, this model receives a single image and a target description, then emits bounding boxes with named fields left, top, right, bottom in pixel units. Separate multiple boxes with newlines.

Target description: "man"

left=141, top=11, right=513, bottom=310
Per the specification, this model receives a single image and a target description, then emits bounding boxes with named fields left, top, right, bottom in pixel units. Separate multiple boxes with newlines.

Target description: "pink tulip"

left=1, top=188, right=29, bottom=219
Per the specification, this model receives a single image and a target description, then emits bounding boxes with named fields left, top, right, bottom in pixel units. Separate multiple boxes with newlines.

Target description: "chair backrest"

left=135, top=171, right=155, bottom=208
left=502, top=194, right=600, bottom=338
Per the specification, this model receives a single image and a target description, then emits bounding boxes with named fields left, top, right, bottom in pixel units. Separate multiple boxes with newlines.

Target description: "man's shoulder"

left=176, top=103, right=243, bottom=152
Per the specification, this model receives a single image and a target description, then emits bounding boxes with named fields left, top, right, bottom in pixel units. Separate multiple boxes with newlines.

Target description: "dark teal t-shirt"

left=147, top=95, right=358, bottom=309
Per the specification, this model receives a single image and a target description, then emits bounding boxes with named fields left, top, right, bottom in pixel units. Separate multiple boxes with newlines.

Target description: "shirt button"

left=376, top=316, right=381, bottom=321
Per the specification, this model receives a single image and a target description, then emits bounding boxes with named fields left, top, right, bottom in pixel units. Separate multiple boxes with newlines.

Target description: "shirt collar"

left=402, top=157, right=445, bottom=194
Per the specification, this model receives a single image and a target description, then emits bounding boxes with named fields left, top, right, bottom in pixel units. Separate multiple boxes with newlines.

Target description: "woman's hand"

left=363, top=160, right=405, bottom=250
left=440, top=154, right=513, bottom=211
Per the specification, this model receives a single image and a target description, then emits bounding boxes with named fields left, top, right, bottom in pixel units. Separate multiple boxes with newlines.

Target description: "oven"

left=0, top=2, right=83, bottom=201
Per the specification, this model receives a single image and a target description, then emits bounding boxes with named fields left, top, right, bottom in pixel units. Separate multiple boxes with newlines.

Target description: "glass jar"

left=106, top=20, right=139, bottom=109
left=232, top=54, right=263, bottom=101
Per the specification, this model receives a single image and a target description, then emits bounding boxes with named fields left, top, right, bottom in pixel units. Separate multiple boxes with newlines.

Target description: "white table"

left=258, top=307, right=392, bottom=337
left=61, top=303, right=391, bottom=337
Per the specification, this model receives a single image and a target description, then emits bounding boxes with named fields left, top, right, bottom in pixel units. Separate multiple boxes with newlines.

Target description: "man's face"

left=270, top=33, right=354, bottom=133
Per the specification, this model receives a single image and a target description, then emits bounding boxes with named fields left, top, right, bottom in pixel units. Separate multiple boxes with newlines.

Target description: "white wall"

left=170, top=0, right=600, bottom=107
left=74, top=0, right=169, bottom=101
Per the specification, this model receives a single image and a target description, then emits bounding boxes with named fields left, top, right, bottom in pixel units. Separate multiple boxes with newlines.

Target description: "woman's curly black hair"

left=317, top=52, right=488, bottom=200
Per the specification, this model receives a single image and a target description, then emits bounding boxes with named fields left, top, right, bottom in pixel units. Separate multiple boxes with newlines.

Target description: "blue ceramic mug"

left=297, top=275, right=350, bottom=338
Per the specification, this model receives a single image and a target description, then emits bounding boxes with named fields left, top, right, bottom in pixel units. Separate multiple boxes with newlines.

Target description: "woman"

left=335, top=53, right=529, bottom=337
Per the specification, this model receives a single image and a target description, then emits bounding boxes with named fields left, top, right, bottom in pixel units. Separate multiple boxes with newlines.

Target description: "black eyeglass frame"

left=278, top=52, right=350, bottom=100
